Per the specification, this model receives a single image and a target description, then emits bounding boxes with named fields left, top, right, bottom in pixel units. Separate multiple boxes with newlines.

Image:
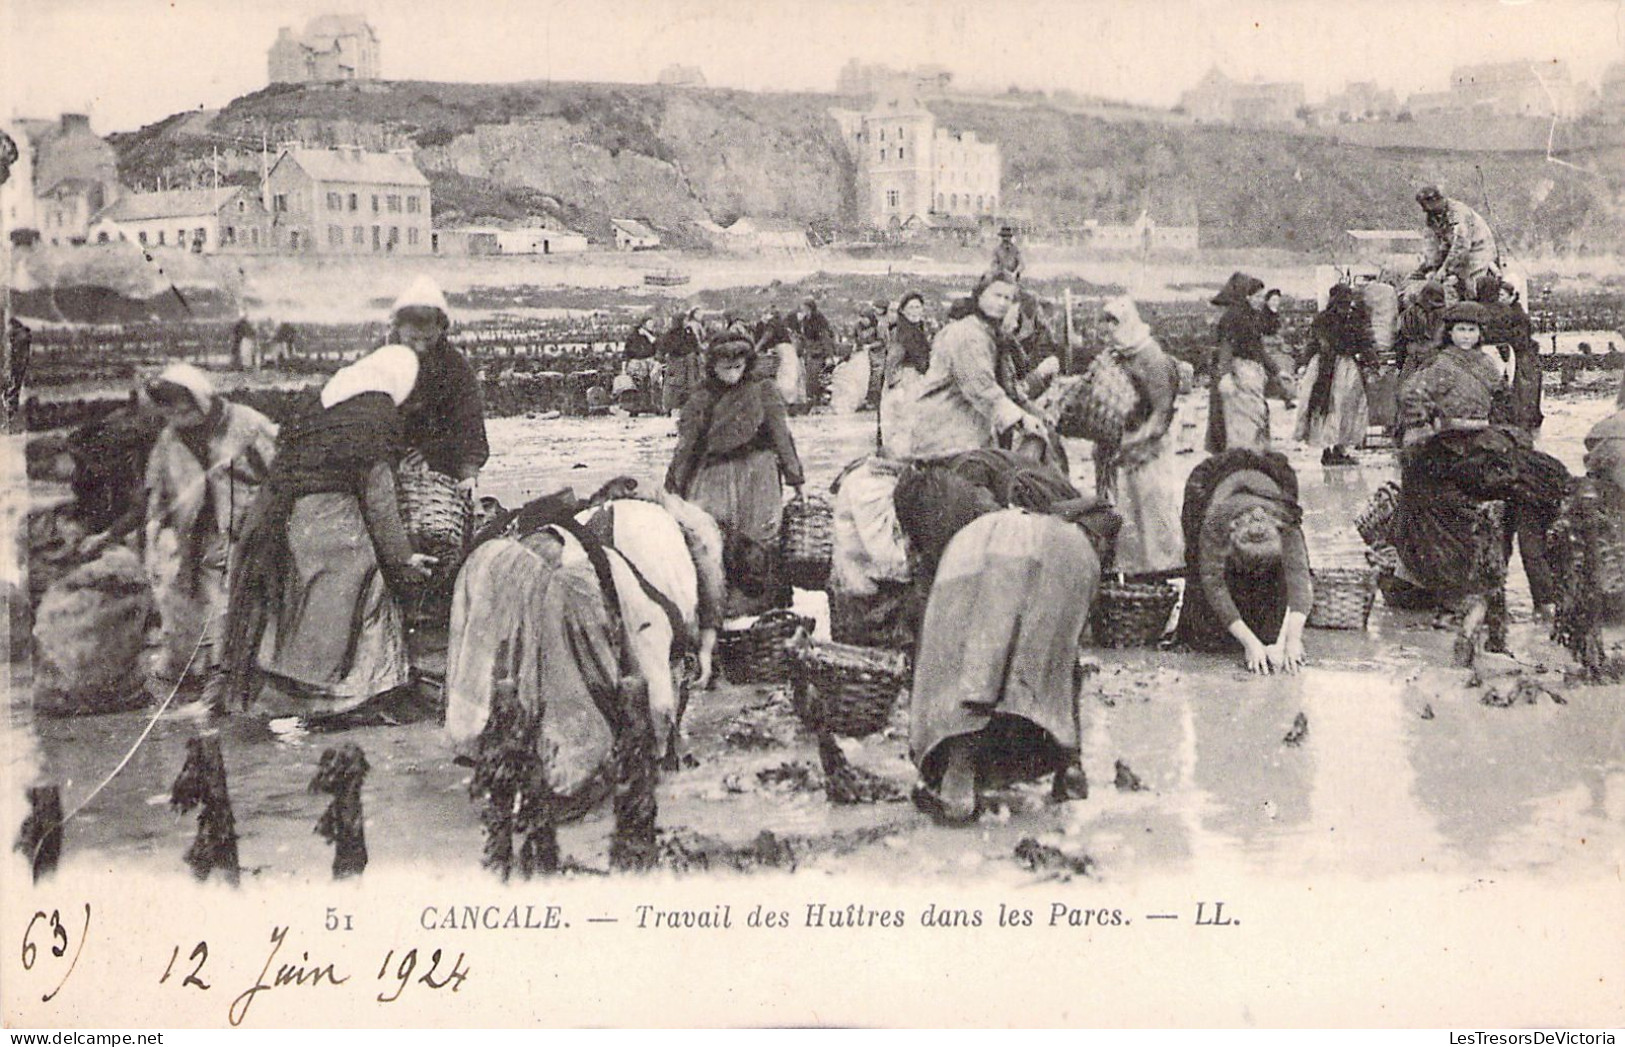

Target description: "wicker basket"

left=1057, top=353, right=1138, bottom=443
left=1091, top=579, right=1179, bottom=648
left=780, top=493, right=834, bottom=591
left=788, top=638, right=909, bottom=738
left=1355, top=481, right=1401, bottom=548
left=396, top=461, right=472, bottom=569
left=1307, top=567, right=1379, bottom=630
left=716, top=609, right=813, bottom=685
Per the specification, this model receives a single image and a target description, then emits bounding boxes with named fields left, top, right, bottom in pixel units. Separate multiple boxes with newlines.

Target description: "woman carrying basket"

left=1177, top=449, right=1313, bottom=675
left=666, top=330, right=805, bottom=618
left=223, top=345, right=438, bottom=720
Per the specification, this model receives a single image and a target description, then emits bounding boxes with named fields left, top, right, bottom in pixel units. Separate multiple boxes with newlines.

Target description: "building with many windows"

left=262, top=145, right=431, bottom=254
left=1179, top=68, right=1305, bottom=125
left=831, top=93, right=1000, bottom=229
left=88, top=186, right=271, bottom=253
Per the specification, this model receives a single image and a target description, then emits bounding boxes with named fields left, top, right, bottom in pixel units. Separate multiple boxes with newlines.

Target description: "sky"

left=5, top=0, right=1625, bottom=133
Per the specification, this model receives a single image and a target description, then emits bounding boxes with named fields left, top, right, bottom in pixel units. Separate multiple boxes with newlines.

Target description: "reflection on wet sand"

left=10, top=401, right=1624, bottom=883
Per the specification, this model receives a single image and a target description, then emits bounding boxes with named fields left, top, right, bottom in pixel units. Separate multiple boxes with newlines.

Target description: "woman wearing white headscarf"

left=223, top=345, right=437, bottom=719
left=141, top=364, right=277, bottom=688
left=1097, top=297, right=1184, bottom=576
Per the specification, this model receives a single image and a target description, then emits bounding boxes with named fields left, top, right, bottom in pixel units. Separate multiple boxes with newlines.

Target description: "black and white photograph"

left=2, top=0, right=1623, bottom=1031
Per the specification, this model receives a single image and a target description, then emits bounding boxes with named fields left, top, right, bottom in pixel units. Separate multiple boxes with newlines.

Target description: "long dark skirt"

left=1396, top=429, right=1520, bottom=604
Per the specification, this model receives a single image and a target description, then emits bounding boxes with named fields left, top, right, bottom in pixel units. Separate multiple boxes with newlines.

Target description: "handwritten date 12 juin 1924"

left=18, top=907, right=469, bottom=1027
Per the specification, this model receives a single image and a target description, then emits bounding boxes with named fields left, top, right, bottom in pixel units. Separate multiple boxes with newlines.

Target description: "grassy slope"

left=107, top=81, right=1625, bottom=252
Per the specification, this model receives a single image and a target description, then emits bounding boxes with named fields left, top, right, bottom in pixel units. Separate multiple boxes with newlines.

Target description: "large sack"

left=830, top=458, right=912, bottom=597
left=828, top=352, right=870, bottom=414
left=1363, top=281, right=1399, bottom=355
left=32, top=547, right=154, bottom=716
left=772, top=342, right=806, bottom=405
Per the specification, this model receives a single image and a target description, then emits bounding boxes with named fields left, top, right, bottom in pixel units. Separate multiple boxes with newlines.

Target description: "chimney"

left=277, top=26, right=293, bottom=39
left=61, top=113, right=91, bottom=134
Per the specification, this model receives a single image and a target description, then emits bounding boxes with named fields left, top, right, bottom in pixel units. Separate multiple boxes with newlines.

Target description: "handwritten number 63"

left=21, top=905, right=91, bottom=1003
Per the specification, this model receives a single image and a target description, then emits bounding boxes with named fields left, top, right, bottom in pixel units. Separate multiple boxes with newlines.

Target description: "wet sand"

left=6, top=393, right=1622, bottom=885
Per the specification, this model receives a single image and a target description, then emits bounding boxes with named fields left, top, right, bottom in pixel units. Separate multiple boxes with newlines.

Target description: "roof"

left=1346, top=229, right=1425, bottom=240
left=611, top=218, right=658, bottom=239
left=98, top=188, right=243, bottom=222
left=304, top=14, right=377, bottom=45
left=727, top=216, right=805, bottom=235
left=276, top=147, right=428, bottom=188
left=38, top=177, right=102, bottom=198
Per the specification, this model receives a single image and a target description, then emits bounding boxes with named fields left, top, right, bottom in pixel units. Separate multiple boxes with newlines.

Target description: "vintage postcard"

left=3, top=0, right=1624, bottom=1030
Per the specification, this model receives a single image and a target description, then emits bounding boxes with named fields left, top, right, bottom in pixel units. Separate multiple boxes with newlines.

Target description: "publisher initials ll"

left=1194, top=902, right=1235, bottom=926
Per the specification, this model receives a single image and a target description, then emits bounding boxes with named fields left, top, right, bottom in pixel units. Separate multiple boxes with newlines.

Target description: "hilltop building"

left=1317, top=81, right=1400, bottom=123
left=262, top=145, right=430, bottom=254
left=1179, top=68, right=1305, bottom=126
left=1407, top=61, right=1582, bottom=119
left=836, top=60, right=953, bottom=98
left=831, top=93, right=1000, bottom=229
left=269, top=15, right=381, bottom=84
left=656, top=65, right=707, bottom=88
left=88, top=187, right=271, bottom=253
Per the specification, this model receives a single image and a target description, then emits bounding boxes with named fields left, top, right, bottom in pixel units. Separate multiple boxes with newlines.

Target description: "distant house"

left=721, top=217, right=809, bottom=253
left=1180, top=68, right=1304, bottom=125
left=611, top=218, right=660, bottom=251
left=36, top=179, right=109, bottom=246
left=263, top=145, right=430, bottom=254
left=89, top=186, right=270, bottom=253
left=269, top=15, right=381, bottom=84
left=1346, top=229, right=1425, bottom=263
left=656, top=64, right=706, bottom=88
left=1079, top=211, right=1198, bottom=253
left=492, top=226, right=589, bottom=255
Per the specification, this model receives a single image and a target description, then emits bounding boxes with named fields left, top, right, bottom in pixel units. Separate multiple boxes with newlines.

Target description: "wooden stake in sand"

left=169, top=735, right=241, bottom=886
left=15, top=785, right=64, bottom=882
left=310, top=744, right=369, bottom=879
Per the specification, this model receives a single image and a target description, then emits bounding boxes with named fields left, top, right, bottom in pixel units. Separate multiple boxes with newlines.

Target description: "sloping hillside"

left=108, top=80, right=1625, bottom=252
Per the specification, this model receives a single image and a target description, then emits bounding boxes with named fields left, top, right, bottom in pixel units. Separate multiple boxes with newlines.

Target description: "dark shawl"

left=1305, top=287, right=1374, bottom=422
left=665, top=369, right=804, bottom=495
left=222, top=391, right=404, bottom=708
left=895, top=315, right=932, bottom=374
left=402, top=343, right=489, bottom=479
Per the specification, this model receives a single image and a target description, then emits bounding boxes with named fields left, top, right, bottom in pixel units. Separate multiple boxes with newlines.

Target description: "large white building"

left=262, top=145, right=431, bottom=254
left=831, top=94, right=1001, bottom=229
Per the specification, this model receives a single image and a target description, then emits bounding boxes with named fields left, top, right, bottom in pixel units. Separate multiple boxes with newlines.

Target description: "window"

left=273, top=194, right=288, bottom=213
left=387, top=194, right=401, bottom=213
left=348, top=193, right=358, bottom=211
left=238, top=200, right=246, bottom=212
left=407, top=227, right=419, bottom=246
left=326, top=191, right=342, bottom=210
left=250, top=228, right=260, bottom=246
left=879, top=148, right=886, bottom=162
left=950, top=194, right=958, bottom=210
left=936, top=193, right=944, bottom=211
left=372, top=195, right=380, bottom=213
left=138, top=231, right=148, bottom=245
left=371, top=225, right=381, bottom=250
left=223, top=226, right=235, bottom=245
left=97, top=231, right=109, bottom=243
left=880, top=129, right=886, bottom=141
left=156, top=230, right=166, bottom=245
left=886, top=189, right=899, bottom=208
left=898, top=148, right=904, bottom=160
left=406, top=196, right=420, bottom=214
left=352, top=225, right=364, bottom=245
left=177, top=228, right=186, bottom=244
left=290, top=231, right=301, bottom=250
left=329, top=225, right=344, bottom=247
left=388, top=226, right=399, bottom=247
left=976, top=195, right=983, bottom=211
